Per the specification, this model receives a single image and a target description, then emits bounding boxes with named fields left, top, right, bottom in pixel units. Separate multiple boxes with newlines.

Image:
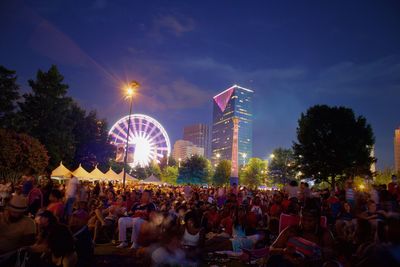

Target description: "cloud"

left=137, top=79, right=211, bottom=111
left=29, top=20, right=93, bottom=68
left=313, top=55, right=400, bottom=96
left=150, top=14, right=195, bottom=39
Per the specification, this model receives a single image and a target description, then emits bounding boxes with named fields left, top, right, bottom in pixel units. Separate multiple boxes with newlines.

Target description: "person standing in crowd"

left=64, top=174, right=79, bottom=219
left=27, top=179, right=43, bottom=216
left=388, top=175, right=399, bottom=210
left=345, top=179, right=356, bottom=209
left=21, top=169, right=35, bottom=197
left=0, top=194, right=36, bottom=254
left=47, top=189, right=65, bottom=221
left=284, top=180, right=299, bottom=199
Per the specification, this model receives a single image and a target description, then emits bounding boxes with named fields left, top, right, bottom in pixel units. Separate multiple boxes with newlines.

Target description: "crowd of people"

left=0, top=172, right=399, bottom=266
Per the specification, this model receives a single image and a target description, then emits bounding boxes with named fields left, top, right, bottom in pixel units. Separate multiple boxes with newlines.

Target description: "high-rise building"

left=172, top=140, right=204, bottom=162
left=395, top=127, right=400, bottom=173
left=183, top=124, right=210, bottom=158
left=211, top=85, right=254, bottom=168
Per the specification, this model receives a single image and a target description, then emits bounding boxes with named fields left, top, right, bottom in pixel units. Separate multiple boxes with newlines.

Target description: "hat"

left=6, top=194, right=28, bottom=213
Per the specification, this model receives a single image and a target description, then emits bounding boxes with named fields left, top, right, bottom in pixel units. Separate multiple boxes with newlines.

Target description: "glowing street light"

left=242, top=153, right=247, bottom=166
left=178, top=158, right=182, bottom=168
left=122, top=81, right=140, bottom=190
left=269, top=153, right=275, bottom=159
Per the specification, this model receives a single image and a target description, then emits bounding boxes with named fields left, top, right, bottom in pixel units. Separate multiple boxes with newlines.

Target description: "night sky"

left=1, top=0, right=399, bottom=169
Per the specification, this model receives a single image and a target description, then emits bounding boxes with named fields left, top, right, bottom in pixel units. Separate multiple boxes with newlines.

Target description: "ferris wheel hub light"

left=132, top=136, right=152, bottom=167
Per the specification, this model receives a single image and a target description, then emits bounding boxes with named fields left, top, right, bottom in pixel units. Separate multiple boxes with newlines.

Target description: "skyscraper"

left=211, top=85, right=254, bottom=169
left=395, top=127, right=400, bottom=173
left=172, top=140, right=204, bottom=162
left=183, top=124, right=210, bottom=158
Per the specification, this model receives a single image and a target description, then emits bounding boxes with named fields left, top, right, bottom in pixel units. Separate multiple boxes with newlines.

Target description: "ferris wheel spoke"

left=146, top=123, right=159, bottom=139
left=114, top=124, right=128, bottom=140
left=111, top=133, right=127, bottom=144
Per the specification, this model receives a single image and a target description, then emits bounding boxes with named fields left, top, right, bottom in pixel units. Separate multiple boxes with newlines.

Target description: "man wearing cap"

left=0, top=194, right=36, bottom=253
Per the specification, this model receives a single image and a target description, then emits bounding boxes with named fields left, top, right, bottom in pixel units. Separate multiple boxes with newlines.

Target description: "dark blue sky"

left=1, top=0, right=399, bottom=169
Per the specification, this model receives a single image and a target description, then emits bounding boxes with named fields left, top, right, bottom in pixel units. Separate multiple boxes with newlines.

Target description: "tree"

left=161, top=166, right=179, bottom=185
left=0, top=129, right=49, bottom=182
left=146, top=161, right=161, bottom=178
left=17, top=65, right=76, bottom=170
left=240, top=158, right=267, bottom=189
left=71, top=104, right=115, bottom=170
left=159, top=155, right=177, bottom=170
left=177, top=155, right=211, bottom=184
left=293, top=105, right=375, bottom=190
left=374, top=168, right=394, bottom=185
left=0, top=66, right=20, bottom=128
left=131, top=165, right=148, bottom=179
left=213, top=160, right=231, bottom=186
left=269, top=148, right=296, bottom=184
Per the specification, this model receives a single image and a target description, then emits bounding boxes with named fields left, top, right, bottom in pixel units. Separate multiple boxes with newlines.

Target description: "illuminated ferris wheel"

left=108, top=114, right=171, bottom=167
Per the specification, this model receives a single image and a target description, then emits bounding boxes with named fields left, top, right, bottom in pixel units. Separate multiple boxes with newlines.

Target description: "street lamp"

left=242, top=153, right=247, bottom=166
left=122, top=81, right=140, bottom=190
left=178, top=158, right=182, bottom=168
left=269, top=153, right=275, bottom=159
left=216, top=153, right=221, bottom=165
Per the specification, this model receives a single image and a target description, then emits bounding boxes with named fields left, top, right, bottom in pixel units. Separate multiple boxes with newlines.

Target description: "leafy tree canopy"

left=177, top=155, right=211, bottom=185
left=159, top=155, right=177, bottom=170
left=161, top=166, right=179, bottom=185
left=17, top=65, right=75, bottom=169
left=213, top=160, right=231, bottom=186
left=0, top=66, right=20, bottom=128
left=293, top=105, right=375, bottom=190
left=240, top=157, right=267, bottom=189
left=0, top=129, right=49, bottom=182
left=13, top=65, right=114, bottom=171
left=269, top=147, right=296, bottom=184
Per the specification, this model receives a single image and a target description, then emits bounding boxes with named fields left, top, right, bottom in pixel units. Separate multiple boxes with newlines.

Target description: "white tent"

left=51, top=161, right=72, bottom=178
left=89, top=165, right=106, bottom=181
left=72, top=164, right=91, bottom=180
left=142, top=174, right=162, bottom=184
left=104, top=167, right=120, bottom=181
left=118, top=169, right=139, bottom=183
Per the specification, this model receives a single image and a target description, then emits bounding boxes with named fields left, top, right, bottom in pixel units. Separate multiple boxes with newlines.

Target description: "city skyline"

left=1, top=1, right=399, bottom=169
left=183, top=123, right=210, bottom=158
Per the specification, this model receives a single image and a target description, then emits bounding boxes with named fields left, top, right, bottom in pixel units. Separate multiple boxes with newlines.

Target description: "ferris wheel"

left=108, top=114, right=171, bottom=167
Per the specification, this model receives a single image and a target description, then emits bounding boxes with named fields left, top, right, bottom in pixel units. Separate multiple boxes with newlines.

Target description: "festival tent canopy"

left=118, top=169, right=139, bottom=183
left=104, top=167, right=120, bottom=181
left=89, top=165, right=106, bottom=181
left=141, top=174, right=162, bottom=184
left=72, top=164, right=91, bottom=180
left=51, top=162, right=72, bottom=178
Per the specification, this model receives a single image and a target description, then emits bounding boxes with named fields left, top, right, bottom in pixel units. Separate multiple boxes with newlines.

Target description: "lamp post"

left=178, top=158, right=182, bottom=168
left=122, top=81, right=139, bottom=190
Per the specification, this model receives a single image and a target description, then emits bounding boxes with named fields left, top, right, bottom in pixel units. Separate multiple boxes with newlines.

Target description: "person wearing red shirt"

left=47, top=189, right=64, bottom=220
